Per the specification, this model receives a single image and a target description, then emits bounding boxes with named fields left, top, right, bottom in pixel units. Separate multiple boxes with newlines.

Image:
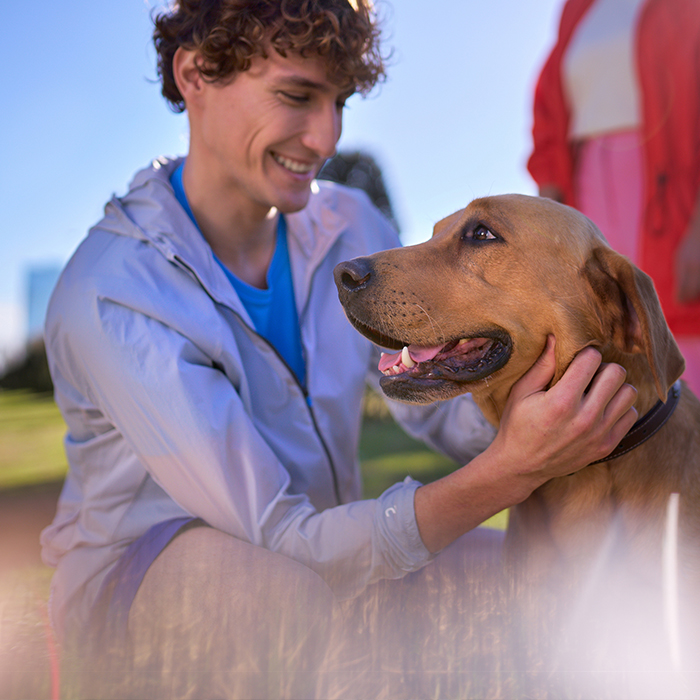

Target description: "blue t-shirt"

left=170, top=162, right=306, bottom=387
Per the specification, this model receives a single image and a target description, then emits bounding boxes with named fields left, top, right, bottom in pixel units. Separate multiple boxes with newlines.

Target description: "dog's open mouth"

left=378, top=338, right=508, bottom=378
left=377, top=333, right=511, bottom=385
left=344, top=312, right=512, bottom=401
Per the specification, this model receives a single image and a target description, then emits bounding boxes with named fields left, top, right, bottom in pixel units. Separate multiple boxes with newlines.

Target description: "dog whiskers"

left=412, top=304, right=445, bottom=342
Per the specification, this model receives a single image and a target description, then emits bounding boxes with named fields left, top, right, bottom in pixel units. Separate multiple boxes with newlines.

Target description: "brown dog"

left=334, top=194, right=700, bottom=690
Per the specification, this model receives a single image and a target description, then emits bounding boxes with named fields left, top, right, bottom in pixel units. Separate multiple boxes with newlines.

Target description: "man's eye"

left=280, top=92, right=309, bottom=104
left=471, top=225, right=497, bottom=241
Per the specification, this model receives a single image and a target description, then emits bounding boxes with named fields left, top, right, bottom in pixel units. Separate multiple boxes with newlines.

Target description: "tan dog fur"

left=335, top=194, right=700, bottom=681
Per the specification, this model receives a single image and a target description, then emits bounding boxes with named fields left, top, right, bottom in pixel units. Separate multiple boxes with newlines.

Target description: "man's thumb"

left=510, top=335, right=556, bottom=399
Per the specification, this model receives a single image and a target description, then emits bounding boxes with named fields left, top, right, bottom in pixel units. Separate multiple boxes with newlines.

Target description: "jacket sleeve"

left=47, top=287, right=433, bottom=600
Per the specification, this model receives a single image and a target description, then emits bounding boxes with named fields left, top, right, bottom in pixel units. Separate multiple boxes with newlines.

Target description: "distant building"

left=26, top=265, right=61, bottom=341
left=0, top=265, right=60, bottom=384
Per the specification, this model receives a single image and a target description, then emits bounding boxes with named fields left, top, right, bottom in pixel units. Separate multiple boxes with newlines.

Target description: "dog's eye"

left=470, top=225, right=496, bottom=241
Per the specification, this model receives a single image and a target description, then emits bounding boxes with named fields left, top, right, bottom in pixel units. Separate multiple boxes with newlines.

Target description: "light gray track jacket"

left=40, top=157, right=495, bottom=636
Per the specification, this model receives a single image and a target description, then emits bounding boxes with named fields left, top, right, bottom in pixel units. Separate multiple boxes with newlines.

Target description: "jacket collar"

left=97, top=156, right=348, bottom=317
left=286, top=180, right=345, bottom=314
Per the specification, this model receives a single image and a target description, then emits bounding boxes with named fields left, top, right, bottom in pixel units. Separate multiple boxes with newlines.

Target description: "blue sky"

left=1, top=0, right=562, bottom=362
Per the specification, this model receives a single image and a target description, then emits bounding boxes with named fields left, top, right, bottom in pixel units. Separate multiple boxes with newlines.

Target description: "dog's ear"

left=432, top=209, right=463, bottom=238
left=582, top=246, right=685, bottom=400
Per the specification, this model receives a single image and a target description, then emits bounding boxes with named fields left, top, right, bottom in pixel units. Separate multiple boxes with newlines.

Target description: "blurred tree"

left=0, top=339, right=52, bottom=394
left=318, top=150, right=400, bottom=233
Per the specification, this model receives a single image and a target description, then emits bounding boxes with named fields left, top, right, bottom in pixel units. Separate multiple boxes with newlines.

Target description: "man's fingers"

left=582, top=363, right=638, bottom=460
left=585, top=361, right=635, bottom=419
left=602, top=378, right=638, bottom=437
left=591, top=402, right=639, bottom=463
left=585, top=361, right=628, bottom=399
left=549, top=344, right=603, bottom=401
left=611, top=404, right=639, bottom=441
left=509, top=335, right=557, bottom=401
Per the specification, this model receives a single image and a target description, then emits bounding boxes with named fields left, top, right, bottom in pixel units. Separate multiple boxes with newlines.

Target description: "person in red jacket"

left=528, top=0, right=700, bottom=395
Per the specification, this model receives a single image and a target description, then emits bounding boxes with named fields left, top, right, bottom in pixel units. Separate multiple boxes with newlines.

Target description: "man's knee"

left=129, top=526, right=336, bottom=633
left=126, top=527, right=336, bottom=698
left=437, top=525, right=504, bottom=575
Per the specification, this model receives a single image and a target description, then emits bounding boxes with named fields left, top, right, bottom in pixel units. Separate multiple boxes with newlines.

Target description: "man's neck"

left=182, top=157, right=278, bottom=289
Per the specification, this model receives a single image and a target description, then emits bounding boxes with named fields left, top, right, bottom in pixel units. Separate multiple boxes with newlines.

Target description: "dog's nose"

left=334, top=258, right=372, bottom=292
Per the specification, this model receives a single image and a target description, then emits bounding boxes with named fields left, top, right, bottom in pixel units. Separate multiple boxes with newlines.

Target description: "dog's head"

left=334, top=194, right=684, bottom=424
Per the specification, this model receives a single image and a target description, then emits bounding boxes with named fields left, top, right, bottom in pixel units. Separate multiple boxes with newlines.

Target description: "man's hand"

left=414, top=336, right=638, bottom=553
left=490, top=335, right=638, bottom=489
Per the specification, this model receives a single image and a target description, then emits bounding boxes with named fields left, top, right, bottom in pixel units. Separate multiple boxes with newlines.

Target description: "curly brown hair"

left=153, top=0, right=386, bottom=113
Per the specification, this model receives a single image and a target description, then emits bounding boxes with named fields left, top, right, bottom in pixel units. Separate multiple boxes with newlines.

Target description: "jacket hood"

left=101, top=156, right=347, bottom=254
left=92, top=155, right=350, bottom=317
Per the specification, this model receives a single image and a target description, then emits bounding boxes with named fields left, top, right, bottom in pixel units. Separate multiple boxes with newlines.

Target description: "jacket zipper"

left=172, top=255, right=343, bottom=506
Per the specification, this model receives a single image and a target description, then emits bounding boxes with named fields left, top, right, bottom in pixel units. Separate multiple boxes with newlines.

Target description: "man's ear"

left=582, top=246, right=685, bottom=400
left=172, top=47, right=205, bottom=107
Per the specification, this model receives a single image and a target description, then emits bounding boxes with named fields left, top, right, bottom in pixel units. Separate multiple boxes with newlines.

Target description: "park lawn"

left=0, top=391, right=68, bottom=489
left=0, top=388, right=507, bottom=529
left=360, top=413, right=508, bottom=530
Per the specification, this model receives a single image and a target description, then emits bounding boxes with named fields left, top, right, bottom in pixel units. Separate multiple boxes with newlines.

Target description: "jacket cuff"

left=375, top=476, right=434, bottom=574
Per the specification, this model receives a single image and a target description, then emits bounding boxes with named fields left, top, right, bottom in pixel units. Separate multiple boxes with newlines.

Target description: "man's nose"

left=302, top=102, right=342, bottom=158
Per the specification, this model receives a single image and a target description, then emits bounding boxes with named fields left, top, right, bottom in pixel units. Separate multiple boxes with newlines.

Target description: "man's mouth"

left=272, top=152, right=315, bottom=175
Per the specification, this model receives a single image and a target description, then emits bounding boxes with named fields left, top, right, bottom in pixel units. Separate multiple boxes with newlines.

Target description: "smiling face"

left=335, top=194, right=632, bottom=421
left=187, top=47, right=352, bottom=219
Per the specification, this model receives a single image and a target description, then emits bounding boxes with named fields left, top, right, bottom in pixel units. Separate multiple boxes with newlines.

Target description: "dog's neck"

left=476, top=348, right=665, bottom=430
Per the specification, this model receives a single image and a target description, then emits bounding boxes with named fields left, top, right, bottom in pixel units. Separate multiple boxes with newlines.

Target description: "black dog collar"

left=589, top=380, right=682, bottom=465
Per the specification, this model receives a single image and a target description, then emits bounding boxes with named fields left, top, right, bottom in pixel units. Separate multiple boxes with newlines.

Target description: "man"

left=41, top=1, right=637, bottom=696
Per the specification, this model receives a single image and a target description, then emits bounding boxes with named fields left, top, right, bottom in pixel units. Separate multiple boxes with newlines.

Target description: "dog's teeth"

left=458, top=339, right=469, bottom=345
left=401, top=347, right=416, bottom=368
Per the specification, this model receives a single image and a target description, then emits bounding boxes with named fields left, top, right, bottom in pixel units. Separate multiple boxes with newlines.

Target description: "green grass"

left=0, top=391, right=68, bottom=489
left=360, top=415, right=457, bottom=497
left=359, top=412, right=508, bottom=531
left=0, top=388, right=506, bottom=527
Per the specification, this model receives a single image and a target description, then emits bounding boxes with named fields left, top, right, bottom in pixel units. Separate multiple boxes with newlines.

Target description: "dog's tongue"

left=378, top=344, right=445, bottom=372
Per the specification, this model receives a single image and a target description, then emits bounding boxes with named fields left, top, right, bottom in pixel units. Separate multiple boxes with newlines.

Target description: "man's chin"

left=274, top=190, right=314, bottom=214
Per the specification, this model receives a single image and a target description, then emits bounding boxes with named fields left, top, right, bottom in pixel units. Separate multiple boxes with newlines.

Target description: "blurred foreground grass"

left=0, top=389, right=505, bottom=699
left=0, top=567, right=55, bottom=700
